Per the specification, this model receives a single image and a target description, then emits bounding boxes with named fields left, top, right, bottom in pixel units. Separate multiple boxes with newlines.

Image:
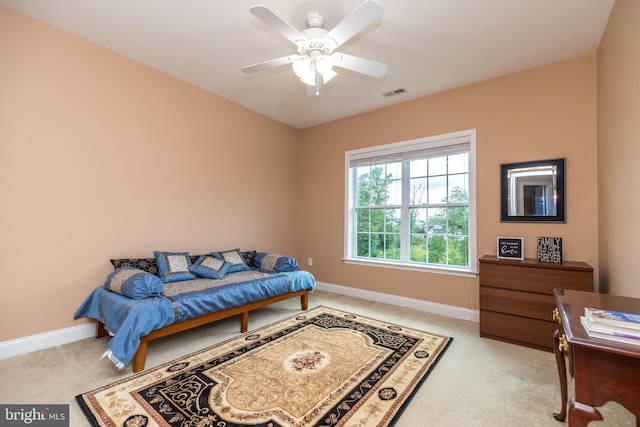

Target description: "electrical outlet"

left=307, top=258, right=313, bottom=266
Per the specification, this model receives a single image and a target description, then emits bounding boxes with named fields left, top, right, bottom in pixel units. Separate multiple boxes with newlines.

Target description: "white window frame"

left=344, top=129, right=477, bottom=276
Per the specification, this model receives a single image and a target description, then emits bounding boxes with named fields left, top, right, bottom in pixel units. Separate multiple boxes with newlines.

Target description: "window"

left=345, top=129, right=476, bottom=274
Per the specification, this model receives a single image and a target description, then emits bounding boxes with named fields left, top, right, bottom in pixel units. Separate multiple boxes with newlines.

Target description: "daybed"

left=74, top=249, right=315, bottom=372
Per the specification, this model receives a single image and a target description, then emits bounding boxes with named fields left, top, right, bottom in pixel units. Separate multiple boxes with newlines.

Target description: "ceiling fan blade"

left=250, top=5, right=307, bottom=46
left=331, top=52, right=388, bottom=78
left=323, top=0, right=383, bottom=49
left=241, top=55, right=301, bottom=73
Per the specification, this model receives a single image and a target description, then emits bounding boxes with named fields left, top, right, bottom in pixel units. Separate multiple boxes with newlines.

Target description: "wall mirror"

left=500, top=158, right=565, bottom=222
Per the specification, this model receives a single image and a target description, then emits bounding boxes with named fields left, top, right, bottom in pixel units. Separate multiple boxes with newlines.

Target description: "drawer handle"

left=552, top=308, right=561, bottom=323
left=559, top=334, right=569, bottom=353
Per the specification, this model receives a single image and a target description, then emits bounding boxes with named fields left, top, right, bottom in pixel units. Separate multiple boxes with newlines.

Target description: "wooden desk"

left=553, top=289, right=640, bottom=426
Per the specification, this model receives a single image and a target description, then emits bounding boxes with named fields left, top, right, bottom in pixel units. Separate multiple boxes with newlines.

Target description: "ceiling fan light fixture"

left=292, top=58, right=312, bottom=79
left=293, top=58, right=317, bottom=85
left=300, top=70, right=317, bottom=86
left=293, top=55, right=336, bottom=87
left=316, top=55, right=337, bottom=83
left=315, top=54, right=333, bottom=74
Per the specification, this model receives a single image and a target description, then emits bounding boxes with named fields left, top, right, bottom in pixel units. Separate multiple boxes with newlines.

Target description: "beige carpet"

left=0, top=290, right=636, bottom=426
left=76, top=306, right=451, bottom=426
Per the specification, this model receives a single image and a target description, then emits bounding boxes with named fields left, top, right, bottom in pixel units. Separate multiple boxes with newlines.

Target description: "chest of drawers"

left=479, top=255, right=594, bottom=351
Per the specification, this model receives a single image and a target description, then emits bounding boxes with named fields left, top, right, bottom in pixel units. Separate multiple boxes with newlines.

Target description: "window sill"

left=342, top=258, right=478, bottom=278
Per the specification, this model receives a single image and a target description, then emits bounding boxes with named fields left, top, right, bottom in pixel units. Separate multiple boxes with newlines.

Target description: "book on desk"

left=585, top=307, right=640, bottom=329
left=581, top=307, right=640, bottom=346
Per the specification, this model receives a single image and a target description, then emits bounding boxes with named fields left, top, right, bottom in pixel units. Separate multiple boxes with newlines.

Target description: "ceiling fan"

left=241, top=0, right=388, bottom=96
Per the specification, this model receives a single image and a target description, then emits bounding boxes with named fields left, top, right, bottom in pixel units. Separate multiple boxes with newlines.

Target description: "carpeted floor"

left=0, top=290, right=636, bottom=426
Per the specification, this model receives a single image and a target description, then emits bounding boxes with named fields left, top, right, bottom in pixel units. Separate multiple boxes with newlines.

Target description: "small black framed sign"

left=497, top=237, right=524, bottom=260
left=537, top=236, right=563, bottom=264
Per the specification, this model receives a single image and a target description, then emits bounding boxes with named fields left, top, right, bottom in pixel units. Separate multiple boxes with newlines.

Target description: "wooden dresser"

left=479, top=255, right=594, bottom=351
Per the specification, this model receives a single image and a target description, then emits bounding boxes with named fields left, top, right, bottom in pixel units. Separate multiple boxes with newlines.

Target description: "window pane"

left=385, top=234, right=401, bottom=260
left=448, top=153, right=468, bottom=174
left=409, top=177, right=428, bottom=204
left=384, top=162, right=401, bottom=205
left=427, top=235, right=446, bottom=264
left=371, top=234, right=384, bottom=258
left=370, top=209, right=385, bottom=232
left=427, top=207, right=445, bottom=234
left=386, top=162, right=402, bottom=180
left=356, top=166, right=388, bottom=206
left=357, top=233, right=370, bottom=257
left=410, top=234, right=427, bottom=262
left=448, top=174, right=469, bottom=202
left=448, top=236, right=469, bottom=266
left=356, top=209, right=370, bottom=232
left=448, top=207, right=468, bottom=235
left=356, top=166, right=372, bottom=206
left=410, top=159, right=427, bottom=178
left=429, top=156, right=447, bottom=176
left=387, top=179, right=402, bottom=205
left=409, top=207, right=427, bottom=233
left=428, top=176, right=447, bottom=204
left=386, top=208, right=401, bottom=233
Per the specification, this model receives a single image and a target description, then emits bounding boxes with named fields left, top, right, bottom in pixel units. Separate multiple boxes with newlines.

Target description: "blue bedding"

left=74, top=269, right=315, bottom=368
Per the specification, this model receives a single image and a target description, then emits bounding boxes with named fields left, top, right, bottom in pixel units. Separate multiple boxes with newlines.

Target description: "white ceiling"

left=1, top=0, right=614, bottom=129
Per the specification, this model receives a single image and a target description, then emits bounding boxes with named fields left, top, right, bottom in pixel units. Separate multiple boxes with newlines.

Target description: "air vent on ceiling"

left=382, top=88, right=407, bottom=98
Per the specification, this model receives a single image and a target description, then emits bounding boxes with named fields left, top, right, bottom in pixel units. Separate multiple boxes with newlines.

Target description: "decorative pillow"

left=254, top=252, right=299, bottom=272
left=242, top=250, right=258, bottom=267
left=104, top=267, right=164, bottom=299
left=189, top=254, right=205, bottom=264
left=211, top=248, right=250, bottom=273
left=110, top=258, right=159, bottom=276
left=189, top=255, right=232, bottom=279
left=153, top=251, right=196, bottom=283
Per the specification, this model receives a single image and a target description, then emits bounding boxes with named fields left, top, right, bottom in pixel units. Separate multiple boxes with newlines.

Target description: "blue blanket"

left=74, top=269, right=315, bottom=368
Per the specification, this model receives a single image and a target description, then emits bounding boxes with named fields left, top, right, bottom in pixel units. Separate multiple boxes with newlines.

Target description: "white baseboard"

left=315, top=281, right=479, bottom=323
left=0, top=284, right=478, bottom=361
left=0, top=323, right=95, bottom=361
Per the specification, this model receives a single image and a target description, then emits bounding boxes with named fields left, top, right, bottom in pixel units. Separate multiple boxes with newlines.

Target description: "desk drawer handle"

left=552, top=308, right=561, bottom=323
left=558, top=334, right=569, bottom=353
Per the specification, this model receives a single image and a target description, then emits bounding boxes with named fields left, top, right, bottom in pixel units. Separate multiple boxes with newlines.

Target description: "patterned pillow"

left=153, top=251, right=196, bottom=283
left=189, top=255, right=232, bottom=279
left=189, top=254, right=204, bottom=264
left=104, top=267, right=164, bottom=299
left=254, top=252, right=299, bottom=272
left=110, top=258, right=159, bottom=276
left=211, top=248, right=250, bottom=273
left=242, top=250, right=258, bottom=267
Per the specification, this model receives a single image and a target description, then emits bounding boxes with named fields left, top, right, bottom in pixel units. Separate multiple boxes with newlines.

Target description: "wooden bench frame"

left=96, top=289, right=309, bottom=372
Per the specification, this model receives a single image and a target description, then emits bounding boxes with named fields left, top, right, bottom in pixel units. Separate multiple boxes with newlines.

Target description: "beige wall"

left=597, top=0, right=640, bottom=298
left=297, top=55, right=599, bottom=309
left=0, top=6, right=299, bottom=341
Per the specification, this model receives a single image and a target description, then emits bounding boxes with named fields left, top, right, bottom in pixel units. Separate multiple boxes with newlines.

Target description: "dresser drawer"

left=479, top=262, right=593, bottom=294
left=480, top=310, right=557, bottom=351
left=480, top=286, right=555, bottom=321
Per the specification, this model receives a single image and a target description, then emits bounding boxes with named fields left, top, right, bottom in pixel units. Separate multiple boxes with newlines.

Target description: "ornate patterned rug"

left=77, top=306, right=452, bottom=427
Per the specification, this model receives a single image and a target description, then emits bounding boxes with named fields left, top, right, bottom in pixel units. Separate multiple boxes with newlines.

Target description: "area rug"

left=77, top=306, right=452, bottom=427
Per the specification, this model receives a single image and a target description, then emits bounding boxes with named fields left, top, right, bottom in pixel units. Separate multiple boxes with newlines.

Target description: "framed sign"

left=497, top=237, right=524, bottom=260
left=537, top=236, right=562, bottom=264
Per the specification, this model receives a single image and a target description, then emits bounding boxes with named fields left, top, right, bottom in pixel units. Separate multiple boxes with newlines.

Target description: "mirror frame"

left=500, top=158, right=566, bottom=223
